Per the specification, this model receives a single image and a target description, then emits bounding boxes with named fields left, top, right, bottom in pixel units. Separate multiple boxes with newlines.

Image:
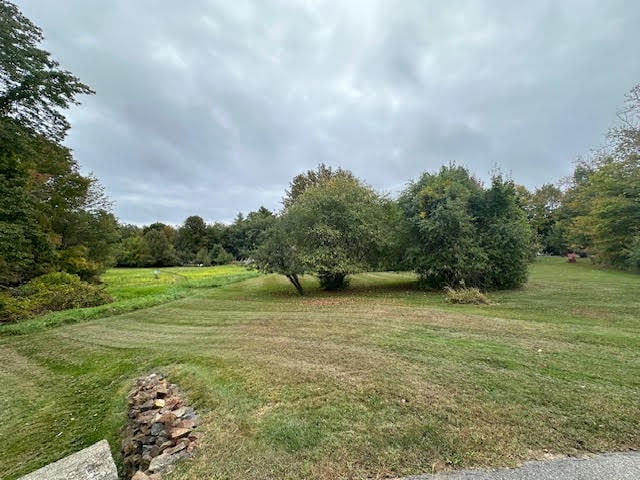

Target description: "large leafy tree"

left=0, top=135, right=54, bottom=284
left=0, top=0, right=93, bottom=142
left=400, top=165, right=532, bottom=290
left=477, top=176, right=533, bottom=289
left=256, top=172, right=401, bottom=292
left=399, top=165, right=487, bottom=289
left=1, top=1, right=116, bottom=286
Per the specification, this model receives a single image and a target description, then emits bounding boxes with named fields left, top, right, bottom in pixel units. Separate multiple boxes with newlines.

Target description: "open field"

left=1, top=257, right=639, bottom=479
left=1, top=265, right=259, bottom=335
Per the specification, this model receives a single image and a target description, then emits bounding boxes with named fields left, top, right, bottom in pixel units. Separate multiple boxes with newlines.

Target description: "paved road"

left=401, top=452, right=640, bottom=480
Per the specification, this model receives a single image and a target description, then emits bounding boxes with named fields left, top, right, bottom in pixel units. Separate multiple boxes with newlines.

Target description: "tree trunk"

left=286, top=274, right=304, bottom=295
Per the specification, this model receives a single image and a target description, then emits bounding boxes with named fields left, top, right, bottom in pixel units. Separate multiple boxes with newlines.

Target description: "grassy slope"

left=0, top=265, right=259, bottom=335
left=1, top=258, right=638, bottom=479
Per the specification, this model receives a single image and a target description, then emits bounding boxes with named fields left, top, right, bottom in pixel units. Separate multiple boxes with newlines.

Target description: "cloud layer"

left=15, top=0, right=640, bottom=224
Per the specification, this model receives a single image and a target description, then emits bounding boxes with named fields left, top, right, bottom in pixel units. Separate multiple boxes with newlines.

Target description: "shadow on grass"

left=259, top=273, right=422, bottom=300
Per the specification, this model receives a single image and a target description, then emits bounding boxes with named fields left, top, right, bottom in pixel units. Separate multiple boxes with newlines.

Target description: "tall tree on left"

left=0, top=1, right=118, bottom=287
left=0, top=0, right=94, bottom=141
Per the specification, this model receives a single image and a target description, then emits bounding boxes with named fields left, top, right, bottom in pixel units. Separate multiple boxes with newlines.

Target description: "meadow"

left=0, top=258, right=638, bottom=479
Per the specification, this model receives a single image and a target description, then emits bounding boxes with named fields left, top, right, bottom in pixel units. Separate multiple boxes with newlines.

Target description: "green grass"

left=1, top=257, right=639, bottom=479
left=0, top=265, right=259, bottom=335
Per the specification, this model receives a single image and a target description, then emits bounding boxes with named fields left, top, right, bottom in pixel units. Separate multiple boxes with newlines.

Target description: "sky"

left=14, top=0, right=640, bottom=225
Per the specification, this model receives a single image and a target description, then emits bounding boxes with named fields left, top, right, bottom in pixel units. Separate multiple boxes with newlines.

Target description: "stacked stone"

left=122, top=374, right=198, bottom=480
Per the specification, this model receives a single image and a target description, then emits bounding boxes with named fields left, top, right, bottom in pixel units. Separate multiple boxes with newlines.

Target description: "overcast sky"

left=14, top=0, right=640, bottom=225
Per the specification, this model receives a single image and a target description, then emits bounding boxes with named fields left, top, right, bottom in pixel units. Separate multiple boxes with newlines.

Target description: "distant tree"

left=519, top=183, right=565, bottom=255
left=194, top=247, right=211, bottom=266
left=563, top=155, right=640, bottom=269
left=142, top=228, right=176, bottom=267
left=174, top=215, right=208, bottom=264
left=116, top=233, right=149, bottom=267
left=224, top=207, right=276, bottom=260
left=209, top=243, right=234, bottom=265
left=252, top=218, right=306, bottom=294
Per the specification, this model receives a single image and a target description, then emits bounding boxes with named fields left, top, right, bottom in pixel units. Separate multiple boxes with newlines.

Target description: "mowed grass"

left=1, top=258, right=639, bottom=479
left=1, top=265, right=259, bottom=335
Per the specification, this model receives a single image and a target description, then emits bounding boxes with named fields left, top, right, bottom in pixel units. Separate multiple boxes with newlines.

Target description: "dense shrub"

left=0, top=292, right=30, bottom=324
left=0, top=272, right=112, bottom=323
left=400, top=166, right=533, bottom=290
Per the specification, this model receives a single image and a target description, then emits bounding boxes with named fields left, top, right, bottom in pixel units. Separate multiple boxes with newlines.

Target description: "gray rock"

left=148, top=452, right=185, bottom=473
left=17, top=440, right=117, bottom=480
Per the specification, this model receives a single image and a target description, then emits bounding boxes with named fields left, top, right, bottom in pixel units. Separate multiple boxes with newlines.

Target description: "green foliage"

left=210, top=244, right=234, bottom=265
left=195, top=247, right=211, bottom=266
left=400, top=166, right=532, bottom=290
left=0, top=0, right=94, bottom=142
left=282, top=163, right=356, bottom=209
left=142, top=228, right=177, bottom=267
left=277, top=173, right=401, bottom=291
left=0, top=272, right=112, bottom=323
left=174, top=215, right=208, bottom=263
left=627, top=236, right=640, bottom=271
left=0, top=138, right=56, bottom=284
left=222, top=207, right=276, bottom=260
left=562, top=155, right=640, bottom=269
left=252, top=218, right=306, bottom=294
left=400, top=165, right=485, bottom=289
left=477, top=176, right=533, bottom=289
left=518, top=183, right=566, bottom=254
left=116, top=228, right=150, bottom=267
left=0, top=4, right=118, bottom=288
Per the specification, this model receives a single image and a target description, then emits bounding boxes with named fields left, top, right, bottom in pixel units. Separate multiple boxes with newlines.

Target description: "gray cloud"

left=14, top=0, right=640, bottom=224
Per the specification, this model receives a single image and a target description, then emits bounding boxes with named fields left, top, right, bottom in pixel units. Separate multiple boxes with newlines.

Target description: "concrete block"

left=18, top=440, right=117, bottom=480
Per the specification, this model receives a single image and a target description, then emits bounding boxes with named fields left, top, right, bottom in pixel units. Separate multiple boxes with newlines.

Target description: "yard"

left=1, top=257, right=638, bottom=479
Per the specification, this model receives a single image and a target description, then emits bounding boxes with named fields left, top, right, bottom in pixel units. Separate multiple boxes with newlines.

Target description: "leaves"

left=400, top=166, right=532, bottom=290
left=0, top=0, right=94, bottom=142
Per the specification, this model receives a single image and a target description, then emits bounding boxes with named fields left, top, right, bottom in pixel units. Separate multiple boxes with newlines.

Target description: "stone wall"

left=121, top=374, right=198, bottom=480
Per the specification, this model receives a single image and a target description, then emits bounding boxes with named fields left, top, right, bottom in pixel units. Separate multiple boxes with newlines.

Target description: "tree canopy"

left=0, top=0, right=94, bottom=142
left=399, top=165, right=532, bottom=289
left=255, top=168, right=401, bottom=292
left=1, top=1, right=115, bottom=289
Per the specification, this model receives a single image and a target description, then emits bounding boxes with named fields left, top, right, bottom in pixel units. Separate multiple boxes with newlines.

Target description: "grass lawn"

left=1, top=265, right=259, bottom=335
left=1, top=257, right=638, bottom=479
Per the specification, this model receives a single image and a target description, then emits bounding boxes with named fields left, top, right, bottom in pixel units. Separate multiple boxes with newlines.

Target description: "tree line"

left=1, top=0, right=639, bottom=317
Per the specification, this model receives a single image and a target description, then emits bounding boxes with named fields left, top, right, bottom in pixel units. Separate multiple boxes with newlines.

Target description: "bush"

left=400, top=166, right=533, bottom=290
left=0, top=272, right=112, bottom=323
left=0, top=292, right=30, bottom=324
left=444, top=286, right=491, bottom=305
